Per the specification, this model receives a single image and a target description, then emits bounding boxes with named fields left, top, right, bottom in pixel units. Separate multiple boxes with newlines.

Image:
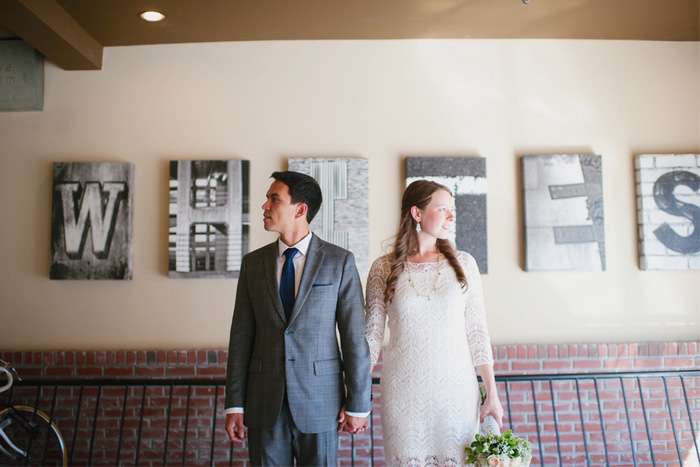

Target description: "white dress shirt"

left=226, top=232, right=369, bottom=418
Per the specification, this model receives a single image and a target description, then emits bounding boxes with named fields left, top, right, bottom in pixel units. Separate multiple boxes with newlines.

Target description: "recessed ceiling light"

left=139, top=11, right=166, bottom=22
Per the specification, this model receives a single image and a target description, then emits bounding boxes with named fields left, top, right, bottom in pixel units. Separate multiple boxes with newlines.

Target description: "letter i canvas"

left=50, top=162, right=134, bottom=279
left=636, top=154, right=700, bottom=270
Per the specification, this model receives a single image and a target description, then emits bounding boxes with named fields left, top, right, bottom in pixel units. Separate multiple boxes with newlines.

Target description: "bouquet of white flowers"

left=465, top=429, right=532, bottom=467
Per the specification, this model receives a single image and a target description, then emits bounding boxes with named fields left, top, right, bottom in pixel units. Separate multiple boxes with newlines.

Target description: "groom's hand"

left=225, top=413, right=247, bottom=442
left=344, top=414, right=368, bottom=435
left=338, top=405, right=367, bottom=435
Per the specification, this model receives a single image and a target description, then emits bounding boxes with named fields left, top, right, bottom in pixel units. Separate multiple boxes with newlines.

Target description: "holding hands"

left=338, top=405, right=368, bottom=435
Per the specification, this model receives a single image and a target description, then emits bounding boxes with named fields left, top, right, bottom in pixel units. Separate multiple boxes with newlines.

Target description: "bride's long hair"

left=383, top=180, right=467, bottom=305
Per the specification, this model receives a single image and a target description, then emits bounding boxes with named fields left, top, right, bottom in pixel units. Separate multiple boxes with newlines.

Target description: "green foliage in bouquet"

left=465, top=430, right=532, bottom=467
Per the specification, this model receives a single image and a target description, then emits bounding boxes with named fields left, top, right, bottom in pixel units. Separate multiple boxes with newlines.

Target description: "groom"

left=225, top=171, right=372, bottom=466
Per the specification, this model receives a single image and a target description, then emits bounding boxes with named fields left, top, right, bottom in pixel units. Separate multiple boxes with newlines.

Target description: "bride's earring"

left=416, top=223, right=422, bottom=233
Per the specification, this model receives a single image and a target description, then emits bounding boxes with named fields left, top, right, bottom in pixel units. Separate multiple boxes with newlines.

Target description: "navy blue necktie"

left=280, top=248, right=299, bottom=320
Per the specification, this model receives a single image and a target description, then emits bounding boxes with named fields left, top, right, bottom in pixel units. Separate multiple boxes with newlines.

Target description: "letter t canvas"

left=50, top=162, right=134, bottom=280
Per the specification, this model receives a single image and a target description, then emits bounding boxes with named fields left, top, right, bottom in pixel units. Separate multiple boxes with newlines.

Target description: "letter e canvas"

left=50, top=162, right=134, bottom=280
left=522, top=155, right=606, bottom=272
left=635, top=154, right=700, bottom=270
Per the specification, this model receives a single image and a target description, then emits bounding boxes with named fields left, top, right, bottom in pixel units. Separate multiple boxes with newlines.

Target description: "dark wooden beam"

left=0, top=0, right=102, bottom=70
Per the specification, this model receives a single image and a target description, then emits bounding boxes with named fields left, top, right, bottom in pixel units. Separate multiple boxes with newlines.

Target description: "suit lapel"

left=264, top=242, right=287, bottom=323
left=289, top=234, right=325, bottom=324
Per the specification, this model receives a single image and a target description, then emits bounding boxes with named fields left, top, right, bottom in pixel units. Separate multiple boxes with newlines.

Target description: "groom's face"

left=262, top=180, right=302, bottom=234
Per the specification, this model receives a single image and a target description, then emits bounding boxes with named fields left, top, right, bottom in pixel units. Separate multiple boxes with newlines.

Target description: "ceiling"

left=0, top=0, right=698, bottom=70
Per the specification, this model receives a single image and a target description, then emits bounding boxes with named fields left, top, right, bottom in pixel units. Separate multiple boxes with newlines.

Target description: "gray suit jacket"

left=225, top=234, right=372, bottom=433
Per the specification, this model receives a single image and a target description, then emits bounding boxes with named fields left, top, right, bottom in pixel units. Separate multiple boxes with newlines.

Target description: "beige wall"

left=0, top=40, right=698, bottom=350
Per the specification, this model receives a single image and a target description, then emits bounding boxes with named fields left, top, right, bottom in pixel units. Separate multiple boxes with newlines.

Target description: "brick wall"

left=1, top=341, right=698, bottom=466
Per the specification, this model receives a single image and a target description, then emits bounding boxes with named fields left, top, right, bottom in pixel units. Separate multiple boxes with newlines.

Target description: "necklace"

left=406, top=252, right=441, bottom=300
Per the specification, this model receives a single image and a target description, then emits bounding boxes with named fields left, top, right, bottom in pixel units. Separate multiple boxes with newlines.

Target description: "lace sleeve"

left=365, top=256, right=389, bottom=367
left=460, top=252, right=494, bottom=367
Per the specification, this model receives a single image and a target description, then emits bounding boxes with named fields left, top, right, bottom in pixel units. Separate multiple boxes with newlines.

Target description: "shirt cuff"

left=225, top=407, right=244, bottom=414
left=345, top=410, right=371, bottom=417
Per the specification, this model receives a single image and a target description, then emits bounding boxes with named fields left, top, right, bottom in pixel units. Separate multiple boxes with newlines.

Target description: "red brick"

left=166, top=366, right=196, bottom=377
left=573, top=360, right=602, bottom=370
left=517, top=345, right=527, bottom=359
left=18, top=367, right=42, bottom=377
left=194, top=387, right=218, bottom=397
left=75, top=366, right=103, bottom=376
left=31, top=351, right=42, bottom=365
left=578, top=344, right=588, bottom=358
left=45, top=366, right=74, bottom=377
left=188, top=396, right=213, bottom=407
left=568, top=344, right=578, bottom=358
left=629, top=343, right=639, bottom=357
left=124, top=350, right=136, bottom=365
left=199, top=366, right=226, bottom=376
left=105, top=366, right=135, bottom=377
left=43, top=352, right=54, bottom=365
left=604, top=359, right=632, bottom=369
left=170, top=387, right=191, bottom=396
left=664, top=357, right=694, bottom=368
left=633, top=358, right=664, bottom=369
left=507, top=345, right=517, bottom=359
left=513, top=361, right=541, bottom=372
left=528, top=345, right=537, bottom=359
left=598, top=344, right=608, bottom=358
left=135, top=366, right=165, bottom=377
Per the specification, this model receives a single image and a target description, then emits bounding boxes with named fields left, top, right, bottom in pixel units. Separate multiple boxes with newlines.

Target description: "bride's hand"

left=480, top=394, right=504, bottom=428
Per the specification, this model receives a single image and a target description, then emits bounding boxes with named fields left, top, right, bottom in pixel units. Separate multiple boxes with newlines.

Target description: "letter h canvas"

left=636, top=154, right=700, bottom=270
left=168, top=160, right=249, bottom=278
left=50, top=162, right=134, bottom=279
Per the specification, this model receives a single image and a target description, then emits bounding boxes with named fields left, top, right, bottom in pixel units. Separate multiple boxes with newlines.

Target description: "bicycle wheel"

left=0, top=405, right=67, bottom=466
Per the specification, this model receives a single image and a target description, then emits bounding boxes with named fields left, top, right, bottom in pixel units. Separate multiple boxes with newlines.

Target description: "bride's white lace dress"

left=365, top=251, right=493, bottom=467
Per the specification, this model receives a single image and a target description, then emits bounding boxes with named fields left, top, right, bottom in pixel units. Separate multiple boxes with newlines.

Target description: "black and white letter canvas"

left=288, top=158, right=370, bottom=275
left=405, top=157, right=488, bottom=274
left=636, top=154, right=700, bottom=270
left=523, top=154, right=605, bottom=272
left=51, top=162, right=134, bottom=280
left=169, top=160, right=249, bottom=278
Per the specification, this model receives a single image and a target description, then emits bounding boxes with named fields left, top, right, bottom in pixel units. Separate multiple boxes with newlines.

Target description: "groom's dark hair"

left=271, top=171, right=323, bottom=223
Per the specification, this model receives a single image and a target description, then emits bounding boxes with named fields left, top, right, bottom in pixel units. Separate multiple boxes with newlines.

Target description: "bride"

left=365, top=180, right=503, bottom=466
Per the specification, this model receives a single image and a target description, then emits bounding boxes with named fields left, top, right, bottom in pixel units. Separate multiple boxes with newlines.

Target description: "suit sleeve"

left=225, top=255, right=256, bottom=409
left=336, top=251, right=373, bottom=414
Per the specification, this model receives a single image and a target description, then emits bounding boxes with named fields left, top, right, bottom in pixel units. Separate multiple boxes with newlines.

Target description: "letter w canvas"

left=50, top=162, right=134, bottom=280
